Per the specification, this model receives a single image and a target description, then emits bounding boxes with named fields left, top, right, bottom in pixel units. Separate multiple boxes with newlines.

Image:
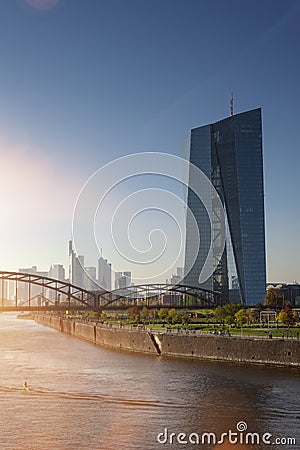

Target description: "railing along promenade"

left=49, top=316, right=299, bottom=340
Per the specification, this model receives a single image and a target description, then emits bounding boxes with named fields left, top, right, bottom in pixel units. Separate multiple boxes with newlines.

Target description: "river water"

left=0, top=313, right=299, bottom=450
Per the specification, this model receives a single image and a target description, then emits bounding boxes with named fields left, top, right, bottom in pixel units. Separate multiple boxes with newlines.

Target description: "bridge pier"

left=28, top=282, right=31, bottom=308
left=1, top=277, right=4, bottom=308
left=15, top=280, right=18, bottom=308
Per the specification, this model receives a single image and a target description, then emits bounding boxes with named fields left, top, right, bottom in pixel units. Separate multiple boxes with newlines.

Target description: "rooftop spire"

left=230, top=92, right=234, bottom=116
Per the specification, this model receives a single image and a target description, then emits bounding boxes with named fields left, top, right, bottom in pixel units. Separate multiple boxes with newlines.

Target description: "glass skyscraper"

left=184, top=108, right=266, bottom=306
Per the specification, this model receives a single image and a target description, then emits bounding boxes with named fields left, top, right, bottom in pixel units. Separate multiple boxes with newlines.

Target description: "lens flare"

left=26, top=0, right=59, bottom=11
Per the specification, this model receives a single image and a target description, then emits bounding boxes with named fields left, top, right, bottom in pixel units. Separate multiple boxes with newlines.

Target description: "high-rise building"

left=184, top=108, right=266, bottom=306
left=176, top=267, right=184, bottom=279
left=49, top=264, right=65, bottom=281
left=69, top=240, right=85, bottom=288
left=98, top=257, right=112, bottom=291
left=18, top=266, right=48, bottom=302
left=48, top=264, right=66, bottom=301
left=114, top=271, right=132, bottom=290
left=114, top=271, right=122, bottom=289
left=123, top=271, right=132, bottom=286
left=84, top=266, right=99, bottom=291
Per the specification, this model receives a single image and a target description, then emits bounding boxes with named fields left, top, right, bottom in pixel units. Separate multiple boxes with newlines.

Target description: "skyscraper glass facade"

left=184, top=108, right=266, bottom=306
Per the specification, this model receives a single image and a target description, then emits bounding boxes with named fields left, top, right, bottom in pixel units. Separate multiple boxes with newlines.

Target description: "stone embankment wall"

left=35, top=315, right=157, bottom=355
left=35, top=315, right=300, bottom=367
left=156, top=333, right=299, bottom=366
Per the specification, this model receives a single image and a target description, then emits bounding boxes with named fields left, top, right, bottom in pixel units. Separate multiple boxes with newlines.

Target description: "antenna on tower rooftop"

left=230, top=92, right=234, bottom=116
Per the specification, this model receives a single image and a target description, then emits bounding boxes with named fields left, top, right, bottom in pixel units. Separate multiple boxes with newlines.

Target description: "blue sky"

left=0, top=0, right=299, bottom=283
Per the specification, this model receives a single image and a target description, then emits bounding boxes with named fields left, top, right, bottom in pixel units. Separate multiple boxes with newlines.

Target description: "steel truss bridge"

left=0, top=271, right=220, bottom=312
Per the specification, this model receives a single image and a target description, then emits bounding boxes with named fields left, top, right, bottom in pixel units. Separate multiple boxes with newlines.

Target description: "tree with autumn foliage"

left=214, top=303, right=242, bottom=325
left=128, top=306, right=140, bottom=323
left=277, top=311, right=290, bottom=325
left=277, top=302, right=295, bottom=326
left=166, top=308, right=179, bottom=325
left=158, top=308, right=168, bottom=322
left=235, top=309, right=248, bottom=326
left=140, top=307, right=149, bottom=323
left=264, top=287, right=284, bottom=308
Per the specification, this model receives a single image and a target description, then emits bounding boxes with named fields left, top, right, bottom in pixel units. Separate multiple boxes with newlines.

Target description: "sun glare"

left=26, top=0, right=60, bottom=11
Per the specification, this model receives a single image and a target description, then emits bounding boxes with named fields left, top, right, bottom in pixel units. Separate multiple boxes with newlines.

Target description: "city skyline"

left=0, top=1, right=300, bottom=283
left=14, top=240, right=184, bottom=295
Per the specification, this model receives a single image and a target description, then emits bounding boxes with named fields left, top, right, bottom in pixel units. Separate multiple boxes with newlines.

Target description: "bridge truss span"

left=0, top=271, right=99, bottom=311
left=0, top=271, right=221, bottom=312
left=100, top=283, right=220, bottom=310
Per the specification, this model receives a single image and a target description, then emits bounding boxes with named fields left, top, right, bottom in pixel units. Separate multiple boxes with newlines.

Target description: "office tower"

left=18, top=266, right=48, bottom=303
left=114, top=271, right=122, bottom=289
left=98, top=256, right=112, bottom=291
left=69, top=240, right=85, bottom=288
left=84, top=266, right=99, bottom=291
left=118, top=276, right=128, bottom=290
left=123, top=271, right=132, bottom=286
left=176, top=267, right=184, bottom=279
left=48, top=264, right=66, bottom=301
left=114, top=271, right=132, bottom=290
left=184, top=108, right=266, bottom=306
left=49, top=264, right=65, bottom=281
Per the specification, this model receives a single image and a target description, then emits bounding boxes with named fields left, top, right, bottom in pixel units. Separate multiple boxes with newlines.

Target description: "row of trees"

left=264, top=287, right=296, bottom=325
left=86, top=300, right=297, bottom=328
left=130, top=303, right=296, bottom=327
left=214, top=303, right=253, bottom=326
left=215, top=302, right=296, bottom=326
left=128, top=306, right=190, bottom=326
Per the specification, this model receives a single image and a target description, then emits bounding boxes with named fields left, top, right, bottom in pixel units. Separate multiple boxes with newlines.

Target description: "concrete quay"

left=35, top=315, right=300, bottom=367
